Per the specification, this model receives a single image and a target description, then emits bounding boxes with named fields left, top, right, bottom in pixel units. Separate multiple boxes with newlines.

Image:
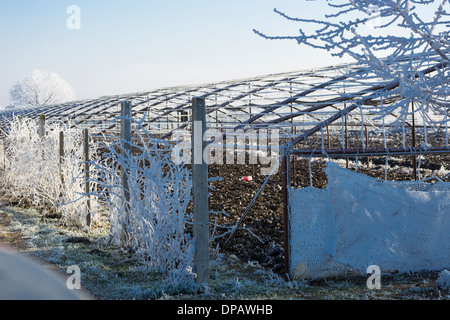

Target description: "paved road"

left=0, top=207, right=92, bottom=300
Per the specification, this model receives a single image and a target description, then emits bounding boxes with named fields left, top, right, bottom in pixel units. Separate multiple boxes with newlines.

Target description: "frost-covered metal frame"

left=1, top=51, right=449, bottom=157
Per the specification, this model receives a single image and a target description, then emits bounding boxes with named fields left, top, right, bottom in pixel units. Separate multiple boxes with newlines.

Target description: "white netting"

left=289, top=162, right=450, bottom=279
left=289, top=186, right=343, bottom=279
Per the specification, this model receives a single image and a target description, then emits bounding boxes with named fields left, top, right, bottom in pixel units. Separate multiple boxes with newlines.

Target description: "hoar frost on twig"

left=89, top=116, right=194, bottom=278
left=254, top=0, right=450, bottom=124
left=0, top=117, right=98, bottom=227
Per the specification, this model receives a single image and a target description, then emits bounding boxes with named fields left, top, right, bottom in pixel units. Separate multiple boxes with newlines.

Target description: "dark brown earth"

left=207, top=131, right=450, bottom=275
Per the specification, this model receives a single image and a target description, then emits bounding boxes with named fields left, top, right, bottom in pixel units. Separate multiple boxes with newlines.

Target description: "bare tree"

left=254, top=0, right=450, bottom=122
left=9, top=70, right=75, bottom=108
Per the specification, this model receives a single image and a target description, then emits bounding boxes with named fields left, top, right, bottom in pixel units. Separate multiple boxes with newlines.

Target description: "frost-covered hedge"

left=0, top=117, right=96, bottom=226
left=91, top=121, right=194, bottom=277
left=0, top=116, right=194, bottom=280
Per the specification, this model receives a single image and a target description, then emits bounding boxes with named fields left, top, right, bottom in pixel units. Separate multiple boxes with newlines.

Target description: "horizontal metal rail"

left=292, top=146, right=450, bottom=158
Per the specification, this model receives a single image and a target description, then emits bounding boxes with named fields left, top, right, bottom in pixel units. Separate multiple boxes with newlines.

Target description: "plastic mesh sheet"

left=289, top=162, right=450, bottom=279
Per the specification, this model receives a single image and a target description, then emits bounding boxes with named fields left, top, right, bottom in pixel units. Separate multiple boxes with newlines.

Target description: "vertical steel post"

left=282, top=150, right=291, bottom=280
left=59, top=131, right=65, bottom=165
left=59, top=131, right=65, bottom=197
left=365, top=126, right=370, bottom=169
left=411, top=101, right=418, bottom=180
left=39, top=115, right=46, bottom=138
left=345, top=114, right=349, bottom=169
left=327, top=125, right=331, bottom=149
left=2, top=140, right=5, bottom=171
left=192, top=97, right=210, bottom=284
left=120, top=100, right=132, bottom=246
left=83, top=128, right=91, bottom=227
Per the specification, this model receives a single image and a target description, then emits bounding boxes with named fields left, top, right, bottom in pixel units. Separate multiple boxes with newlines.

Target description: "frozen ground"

left=0, top=205, right=448, bottom=300
left=0, top=128, right=449, bottom=300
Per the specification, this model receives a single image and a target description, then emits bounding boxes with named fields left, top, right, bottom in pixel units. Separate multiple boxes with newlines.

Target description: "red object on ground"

left=243, top=176, right=253, bottom=181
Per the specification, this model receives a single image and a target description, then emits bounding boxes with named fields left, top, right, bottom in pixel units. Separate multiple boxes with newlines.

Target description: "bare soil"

left=207, top=131, right=450, bottom=277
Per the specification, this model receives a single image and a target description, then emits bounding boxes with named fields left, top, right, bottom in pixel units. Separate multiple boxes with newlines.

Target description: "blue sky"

left=0, top=0, right=351, bottom=106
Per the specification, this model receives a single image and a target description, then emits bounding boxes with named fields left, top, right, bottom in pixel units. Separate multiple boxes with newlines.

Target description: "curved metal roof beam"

left=288, top=60, right=449, bottom=148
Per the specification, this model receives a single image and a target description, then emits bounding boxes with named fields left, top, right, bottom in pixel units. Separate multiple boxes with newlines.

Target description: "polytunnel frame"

left=0, top=61, right=381, bottom=141
left=1, top=52, right=450, bottom=281
left=278, top=60, right=450, bottom=280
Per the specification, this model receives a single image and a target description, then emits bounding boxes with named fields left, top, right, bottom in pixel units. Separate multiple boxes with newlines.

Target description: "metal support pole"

left=59, top=131, right=65, bottom=197
left=282, top=150, right=291, bottom=280
left=192, top=97, right=210, bottom=284
left=1, top=138, right=6, bottom=171
left=365, top=126, right=370, bottom=169
left=411, top=101, right=418, bottom=180
left=38, top=115, right=46, bottom=174
left=83, top=129, right=91, bottom=227
left=59, top=131, right=64, bottom=164
left=120, top=100, right=132, bottom=246
left=345, top=114, right=349, bottom=169
left=39, top=115, right=46, bottom=138
left=327, top=125, right=331, bottom=149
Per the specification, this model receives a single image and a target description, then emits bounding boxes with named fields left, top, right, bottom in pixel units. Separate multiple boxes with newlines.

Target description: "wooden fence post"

left=38, top=115, right=46, bottom=168
left=192, top=97, right=210, bottom=284
left=326, top=125, right=331, bottom=149
left=120, top=100, right=132, bottom=247
left=365, top=126, right=370, bottom=169
left=59, top=131, right=65, bottom=164
left=39, top=115, right=46, bottom=138
left=345, top=114, right=349, bottom=169
left=411, top=101, right=418, bottom=180
left=1, top=141, right=4, bottom=171
left=83, top=129, right=91, bottom=227
left=59, top=131, right=65, bottom=198
left=282, top=150, right=291, bottom=280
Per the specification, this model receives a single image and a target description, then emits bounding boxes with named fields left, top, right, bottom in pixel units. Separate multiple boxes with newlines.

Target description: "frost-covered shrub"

left=255, top=1, right=450, bottom=122
left=0, top=140, right=5, bottom=170
left=91, top=120, right=193, bottom=276
left=1, top=115, right=194, bottom=281
left=0, top=117, right=97, bottom=226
